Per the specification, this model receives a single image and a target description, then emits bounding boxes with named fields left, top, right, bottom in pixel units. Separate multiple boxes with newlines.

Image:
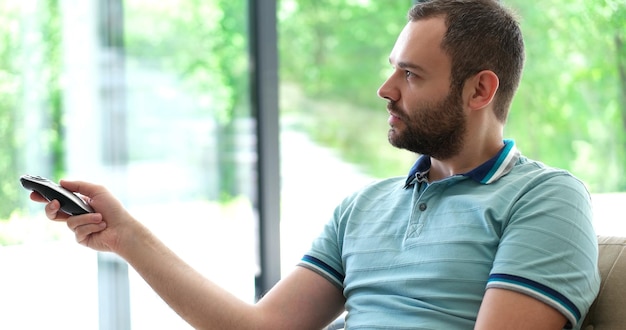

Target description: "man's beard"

left=387, top=89, right=466, bottom=160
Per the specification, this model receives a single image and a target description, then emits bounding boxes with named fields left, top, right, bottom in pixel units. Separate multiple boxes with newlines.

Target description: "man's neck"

left=427, top=140, right=505, bottom=182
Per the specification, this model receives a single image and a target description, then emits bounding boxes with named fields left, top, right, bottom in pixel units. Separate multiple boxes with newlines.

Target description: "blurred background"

left=0, top=0, right=624, bottom=329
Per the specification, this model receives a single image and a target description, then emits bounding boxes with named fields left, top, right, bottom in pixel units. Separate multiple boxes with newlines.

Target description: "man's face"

left=378, top=17, right=466, bottom=160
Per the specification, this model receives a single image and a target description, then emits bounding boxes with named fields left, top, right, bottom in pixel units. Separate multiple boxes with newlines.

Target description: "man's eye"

left=405, top=71, right=415, bottom=79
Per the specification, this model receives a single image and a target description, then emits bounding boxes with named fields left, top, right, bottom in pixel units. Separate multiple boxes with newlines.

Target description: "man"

left=33, top=0, right=599, bottom=329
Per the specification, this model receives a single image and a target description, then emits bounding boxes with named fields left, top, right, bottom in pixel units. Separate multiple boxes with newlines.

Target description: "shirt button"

left=419, top=203, right=427, bottom=211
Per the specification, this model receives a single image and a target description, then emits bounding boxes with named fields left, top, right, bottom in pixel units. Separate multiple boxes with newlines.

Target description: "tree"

left=279, top=0, right=415, bottom=177
left=506, top=0, right=626, bottom=192
left=0, top=1, right=63, bottom=221
left=0, top=2, right=21, bottom=220
left=279, top=0, right=626, bottom=192
left=124, top=0, right=250, bottom=201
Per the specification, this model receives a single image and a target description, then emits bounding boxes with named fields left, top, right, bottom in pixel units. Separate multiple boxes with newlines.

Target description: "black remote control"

left=20, top=174, right=94, bottom=215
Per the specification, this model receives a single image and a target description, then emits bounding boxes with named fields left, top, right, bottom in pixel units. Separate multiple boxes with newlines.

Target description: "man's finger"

left=45, top=200, right=70, bottom=220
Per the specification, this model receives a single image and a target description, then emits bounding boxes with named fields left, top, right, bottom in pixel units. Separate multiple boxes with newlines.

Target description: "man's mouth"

left=387, top=105, right=404, bottom=126
left=388, top=111, right=402, bottom=126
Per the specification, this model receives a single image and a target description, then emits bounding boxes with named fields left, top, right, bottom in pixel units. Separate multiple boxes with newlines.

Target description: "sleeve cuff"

left=487, top=273, right=580, bottom=329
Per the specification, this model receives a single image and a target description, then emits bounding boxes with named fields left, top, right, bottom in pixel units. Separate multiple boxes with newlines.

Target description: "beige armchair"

left=581, top=235, right=626, bottom=329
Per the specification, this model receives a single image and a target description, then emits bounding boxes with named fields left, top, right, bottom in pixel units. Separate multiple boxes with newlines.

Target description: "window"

left=1, top=1, right=256, bottom=328
left=1, top=1, right=624, bottom=329
left=277, top=0, right=626, bottom=249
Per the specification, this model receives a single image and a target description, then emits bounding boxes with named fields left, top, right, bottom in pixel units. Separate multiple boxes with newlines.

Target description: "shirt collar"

left=404, top=139, right=520, bottom=188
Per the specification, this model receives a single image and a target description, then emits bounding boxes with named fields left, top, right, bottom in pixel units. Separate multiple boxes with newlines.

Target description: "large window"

left=277, top=1, right=414, bottom=273
left=1, top=1, right=256, bottom=329
left=0, top=0, right=624, bottom=329
left=277, top=0, right=626, bottom=249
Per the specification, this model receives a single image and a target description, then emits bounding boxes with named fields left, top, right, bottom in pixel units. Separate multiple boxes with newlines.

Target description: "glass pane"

left=122, top=1, right=256, bottom=328
left=0, top=1, right=256, bottom=329
left=0, top=2, right=95, bottom=328
left=278, top=0, right=626, bottom=278
left=502, top=0, right=626, bottom=233
left=277, top=1, right=414, bottom=275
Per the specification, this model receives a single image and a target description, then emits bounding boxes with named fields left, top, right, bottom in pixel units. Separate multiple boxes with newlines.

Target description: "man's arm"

left=118, top=225, right=345, bottom=329
left=38, top=180, right=345, bottom=330
left=475, top=288, right=566, bottom=330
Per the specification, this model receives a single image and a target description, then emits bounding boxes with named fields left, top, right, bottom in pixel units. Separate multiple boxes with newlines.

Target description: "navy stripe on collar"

left=404, top=140, right=520, bottom=188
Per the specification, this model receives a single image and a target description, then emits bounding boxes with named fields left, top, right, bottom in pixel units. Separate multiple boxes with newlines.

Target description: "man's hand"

left=29, top=179, right=345, bottom=329
left=31, top=180, right=135, bottom=253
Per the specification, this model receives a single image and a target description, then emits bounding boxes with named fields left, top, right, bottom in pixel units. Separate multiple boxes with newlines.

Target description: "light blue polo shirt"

left=299, top=140, right=600, bottom=329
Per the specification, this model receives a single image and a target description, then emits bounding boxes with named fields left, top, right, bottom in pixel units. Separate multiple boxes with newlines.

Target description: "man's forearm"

left=117, top=221, right=258, bottom=329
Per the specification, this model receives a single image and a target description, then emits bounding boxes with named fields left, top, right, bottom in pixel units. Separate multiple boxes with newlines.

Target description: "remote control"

left=20, top=174, right=94, bottom=215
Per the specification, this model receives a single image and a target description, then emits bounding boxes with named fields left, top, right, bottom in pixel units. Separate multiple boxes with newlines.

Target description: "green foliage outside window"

left=508, top=0, right=626, bottom=192
left=0, top=4, right=20, bottom=221
left=279, top=0, right=626, bottom=193
left=0, top=1, right=63, bottom=222
left=0, top=0, right=624, bottom=228
left=124, top=0, right=250, bottom=201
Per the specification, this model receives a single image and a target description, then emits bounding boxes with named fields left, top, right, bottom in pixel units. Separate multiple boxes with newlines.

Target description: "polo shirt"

left=299, top=140, right=600, bottom=329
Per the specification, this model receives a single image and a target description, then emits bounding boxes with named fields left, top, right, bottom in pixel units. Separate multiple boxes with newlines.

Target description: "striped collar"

left=404, top=139, right=520, bottom=188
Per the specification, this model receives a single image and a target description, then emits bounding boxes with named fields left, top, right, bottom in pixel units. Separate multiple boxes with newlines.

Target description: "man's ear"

left=466, top=70, right=499, bottom=110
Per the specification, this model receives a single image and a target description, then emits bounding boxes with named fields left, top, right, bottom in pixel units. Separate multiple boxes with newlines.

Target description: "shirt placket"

left=404, top=181, right=430, bottom=241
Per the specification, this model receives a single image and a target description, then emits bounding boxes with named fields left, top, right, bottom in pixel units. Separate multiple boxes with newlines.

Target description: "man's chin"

left=387, top=130, right=405, bottom=150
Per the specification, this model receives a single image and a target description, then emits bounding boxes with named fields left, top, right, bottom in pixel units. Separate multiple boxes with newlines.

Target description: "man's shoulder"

left=504, top=156, right=591, bottom=200
left=513, top=156, right=585, bottom=184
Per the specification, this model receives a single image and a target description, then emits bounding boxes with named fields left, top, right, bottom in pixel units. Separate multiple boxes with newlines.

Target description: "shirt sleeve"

left=487, top=171, right=600, bottom=329
left=297, top=197, right=349, bottom=290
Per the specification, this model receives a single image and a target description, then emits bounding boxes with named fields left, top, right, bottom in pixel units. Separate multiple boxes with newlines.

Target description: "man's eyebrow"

left=396, top=61, right=428, bottom=74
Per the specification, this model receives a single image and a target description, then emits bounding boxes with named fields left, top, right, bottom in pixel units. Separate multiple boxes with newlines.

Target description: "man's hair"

left=408, top=0, right=525, bottom=122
